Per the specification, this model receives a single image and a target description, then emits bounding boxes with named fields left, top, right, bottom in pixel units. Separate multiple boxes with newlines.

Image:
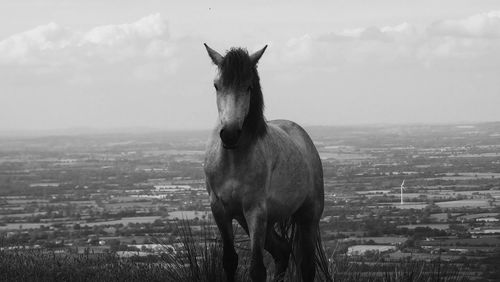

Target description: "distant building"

left=29, top=183, right=60, bottom=188
left=476, top=217, right=499, bottom=222
left=347, top=245, right=396, bottom=256
left=154, top=184, right=191, bottom=191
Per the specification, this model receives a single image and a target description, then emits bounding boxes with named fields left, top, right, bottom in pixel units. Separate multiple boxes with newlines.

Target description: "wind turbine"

left=400, top=179, right=406, bottom=205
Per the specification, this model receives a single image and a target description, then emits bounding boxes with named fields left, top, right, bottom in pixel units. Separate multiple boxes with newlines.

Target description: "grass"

left=0, top=220, right=469, bottom=282
left=0, top=250, right=168, bottom=282
left=330, top=256, right=467, bottom=282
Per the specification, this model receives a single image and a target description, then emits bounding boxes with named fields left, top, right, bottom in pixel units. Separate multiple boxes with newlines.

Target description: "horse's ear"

left=250, top=45, right=268, bottom=65
left=204, top=43, right=223, bottom=66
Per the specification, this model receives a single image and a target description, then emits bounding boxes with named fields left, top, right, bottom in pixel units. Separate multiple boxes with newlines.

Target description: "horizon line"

left=1, top=120, right=499, bottom=138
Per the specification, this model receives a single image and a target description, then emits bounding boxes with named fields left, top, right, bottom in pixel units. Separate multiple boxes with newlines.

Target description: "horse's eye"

left=214, top=84, right=219, bottom=91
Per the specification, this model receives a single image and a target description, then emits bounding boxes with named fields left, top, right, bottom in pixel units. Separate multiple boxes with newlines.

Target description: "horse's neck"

left=244, top=86, right=266, bottom=138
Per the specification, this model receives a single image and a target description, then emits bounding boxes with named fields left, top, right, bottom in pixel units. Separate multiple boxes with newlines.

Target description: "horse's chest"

left=205, top=155, right=267, bottom=210
left=212, top=178, right=243, bottom=208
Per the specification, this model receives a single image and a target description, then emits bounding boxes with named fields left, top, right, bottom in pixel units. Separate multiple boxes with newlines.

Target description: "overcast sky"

left=1, top=0, right=500, bottom=131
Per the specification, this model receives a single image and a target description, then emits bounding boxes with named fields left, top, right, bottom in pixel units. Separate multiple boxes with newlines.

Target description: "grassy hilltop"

left=0, top=221, right=470, bottom=282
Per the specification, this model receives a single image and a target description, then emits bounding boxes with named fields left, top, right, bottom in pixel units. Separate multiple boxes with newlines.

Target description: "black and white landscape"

left=1, top=1, right=500, bottom=281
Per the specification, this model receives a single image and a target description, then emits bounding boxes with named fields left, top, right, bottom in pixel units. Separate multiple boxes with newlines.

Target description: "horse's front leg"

left=211, top=200, right=238, bottom=282
left=244, top=204, right=268, bottom=282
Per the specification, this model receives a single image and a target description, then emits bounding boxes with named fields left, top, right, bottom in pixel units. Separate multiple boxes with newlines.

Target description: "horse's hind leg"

left=212, top=201, right=238, bottom=282
left=296, top=221, right=318, bottom=282
left=265, top=227, right=291, bottom=281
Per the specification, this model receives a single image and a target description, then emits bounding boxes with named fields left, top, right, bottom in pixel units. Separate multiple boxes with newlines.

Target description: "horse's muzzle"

left=220, top=128, right=242, bottom=149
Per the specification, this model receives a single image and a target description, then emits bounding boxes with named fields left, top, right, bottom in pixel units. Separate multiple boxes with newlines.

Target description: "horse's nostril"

left=219, top=129, right=226, bottom=142
left=220, top=128, right=241, bottom=148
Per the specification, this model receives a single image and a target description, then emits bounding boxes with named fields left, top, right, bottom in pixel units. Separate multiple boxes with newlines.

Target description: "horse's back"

left=267, top=120, right=324, bottom=219
left=268, top=119, right=322, bottom=171
left=269, top=120, right=318, bottom=158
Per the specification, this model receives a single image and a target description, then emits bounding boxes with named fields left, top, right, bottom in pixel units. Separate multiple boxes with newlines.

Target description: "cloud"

left=429, top=11, right=500, bottom=38
left=84, top=14, right=169, bottom=45
left=317, top=22, right=417, bottom=42
left=0, top=14, right=178, bottom=83
left=0, top=22, right=72, bottom=64
left=281, top=22, right=420, bottom=71
left=279, top=11, right=500, bottom=71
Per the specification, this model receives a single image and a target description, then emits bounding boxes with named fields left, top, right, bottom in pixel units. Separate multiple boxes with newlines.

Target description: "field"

left=341, top=236, right=407, bottom=245
left=435, top=200, right=491, bottom=209
left=397, top=224, right=449, bottom=230
left=0, top=223, right=47, bottom=231
left=423, top=237, right=500, bottom=247
left=0, top=216, right=163, bottom=230
left=82, top=216, right=162, bottom=227
left=458, top=213, right=499, bottom=221
left=0, top=213, right=210, bottom=231
left=318, top=152, right=373, bottom=161
left=429, top=213, right=460, bottom=222
left=0, top=212, right=47, bottom=219
left=347, top=245, right=397, bottom=255
left=389, top=203, right=428, bottom=209
left=388, top=251, right=462, bottom=262
left=166, top=211, right=209, bottom=220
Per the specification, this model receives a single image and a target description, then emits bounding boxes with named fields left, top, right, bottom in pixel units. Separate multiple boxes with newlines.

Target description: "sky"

left=1, top=0, right=500, bottom=131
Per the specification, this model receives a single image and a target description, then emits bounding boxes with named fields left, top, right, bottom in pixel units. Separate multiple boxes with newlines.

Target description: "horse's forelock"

left=219, top=48, right=254, bottom=88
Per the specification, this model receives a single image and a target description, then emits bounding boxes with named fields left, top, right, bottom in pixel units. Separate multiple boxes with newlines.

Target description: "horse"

left=203, top=44, right=330, bottom=282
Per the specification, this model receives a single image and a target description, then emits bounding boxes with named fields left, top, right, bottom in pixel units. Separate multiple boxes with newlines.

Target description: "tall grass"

left=0, top=249, right=172, bottom=282
left=0, top=221, right=468, bottom=281
left=330, top=255, right=467, bottom=282
left=153, top=219, right=227, bottom=282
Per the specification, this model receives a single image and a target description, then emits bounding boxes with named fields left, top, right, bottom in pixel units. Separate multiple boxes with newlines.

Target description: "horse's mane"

left=219, top=48, right=267, bottom=138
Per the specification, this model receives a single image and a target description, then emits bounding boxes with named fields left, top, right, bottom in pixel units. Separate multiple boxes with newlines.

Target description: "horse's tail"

left=277, top=220, right=332, bottom=281
left=314, top=226, right=332, bottom=282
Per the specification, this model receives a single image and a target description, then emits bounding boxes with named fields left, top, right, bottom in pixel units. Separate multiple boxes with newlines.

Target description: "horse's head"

left=204, top=44, right=267, bottom=149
